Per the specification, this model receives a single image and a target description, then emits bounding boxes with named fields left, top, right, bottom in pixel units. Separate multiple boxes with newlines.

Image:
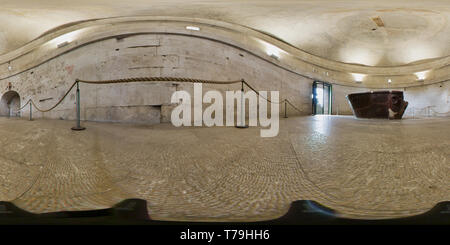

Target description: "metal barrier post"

left=29, top=102, right=32, bottom=121
left=71, top=81, right=86, bottom=131
left=236, top=80, right=248, bottom=128
left=284, top=100, right=288, bottom=118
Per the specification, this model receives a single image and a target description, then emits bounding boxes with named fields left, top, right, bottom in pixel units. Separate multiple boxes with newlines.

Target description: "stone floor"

left=0, top=116, right=448, bottom=221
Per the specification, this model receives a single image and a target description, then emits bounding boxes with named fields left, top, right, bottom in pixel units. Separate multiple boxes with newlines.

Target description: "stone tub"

left=346, top=91, right=408, bottom=119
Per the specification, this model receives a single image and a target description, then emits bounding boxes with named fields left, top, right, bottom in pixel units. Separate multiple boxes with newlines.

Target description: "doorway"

left=312, top=81, right=332, bottom=115
left=0, top=91, right=21, bottom=117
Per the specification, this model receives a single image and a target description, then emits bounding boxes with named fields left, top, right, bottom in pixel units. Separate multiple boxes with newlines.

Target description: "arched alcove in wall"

left=0, top=91, right=21, bottom=117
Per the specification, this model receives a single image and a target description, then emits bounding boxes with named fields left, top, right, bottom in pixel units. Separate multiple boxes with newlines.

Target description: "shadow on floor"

left=0, top=199, right=448, bottom=225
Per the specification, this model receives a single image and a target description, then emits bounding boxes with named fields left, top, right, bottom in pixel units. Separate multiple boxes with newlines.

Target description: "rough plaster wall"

left=332, top=85, right=367, bottom=115
left=0, top=34, right=314, bottom=124
left=0, top=33, right=448, bottom=124
left=403, top=82, right=450, bottom=117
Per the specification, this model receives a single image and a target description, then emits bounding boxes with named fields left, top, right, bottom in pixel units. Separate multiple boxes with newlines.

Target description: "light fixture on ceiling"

left=415, top=71, right=428, bottom=81
left=352, top=73, right=366, bottom=83
left=257, top=40, right=285, bottom=60
left=266, top=46, right=280, bottom=59
left=186, top=26, right=200, bottom=31
left=7, top=62, right=12, bottom=71
left=265, top=44, right=282, bottom=59
left=48, top=29, right=85, bottom=48
left=57, top=41, right=70, bottom=48
left=388, top=79, right=392, bottom=84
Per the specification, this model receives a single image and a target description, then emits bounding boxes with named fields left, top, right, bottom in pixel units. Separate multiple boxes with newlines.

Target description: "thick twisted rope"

left=76, top=77, right=243, bottom=85
left=11, top=99, right=31, bottom=114
left=77, top=77, right=302, bottom=112
left=409, top=106, right=449, bottom=117
left=242, top=80, right=282, bottom=104
left=241, top=80, right=302, bottom=113
left=13, top=76, right=303, bottom=115
left=284, top=99, right=302, bottom=113
left=16, top=99, right=31, bottom=112
left=15, top=77, right=242, bottom=113
left=32, top=81, right=78, bottom=113
left=430, top=108, right=450, bottom=115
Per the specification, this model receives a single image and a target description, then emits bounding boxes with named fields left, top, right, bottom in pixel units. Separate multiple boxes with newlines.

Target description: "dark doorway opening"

left=312, top=81, right=332, bottom=115
left=0, top=91, right=21, bottom=117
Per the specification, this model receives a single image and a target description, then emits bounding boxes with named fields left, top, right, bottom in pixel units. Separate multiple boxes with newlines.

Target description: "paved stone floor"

left=0, top=116, right=448, bottom=221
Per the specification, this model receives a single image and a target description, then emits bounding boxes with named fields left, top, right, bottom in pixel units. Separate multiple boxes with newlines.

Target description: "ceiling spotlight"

left=388, top=79, right=392, bottom=83
left=7, top=63, right=12, bottom=71
left=415, top=71, right=428, bottom=81
left=265, top=44, right=283, bottom=59
left=268, top=53, right=279, bottom=59
left=352, top=73, right=366, bottom=83
left=186, top=26, right=200, bottom=31
left=57, top=41, right=70, bottom=48
left=48, top=29, right=84, bottom=48
left=257, top=40, right=285, bottom=60
left=266, top=47, right=280, bottom=59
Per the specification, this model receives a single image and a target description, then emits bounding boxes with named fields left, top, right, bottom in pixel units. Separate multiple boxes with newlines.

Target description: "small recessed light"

left=266, top=46, right=281, bottom=59
left=352, top=73, right=366, bottom=83
left=269, top=54, right=279, bottom=59
left=186, top=26, right=200, bottom=31
left=57, top=41, right=70, bottom=48
left=415, top=71, right=428, bottom=81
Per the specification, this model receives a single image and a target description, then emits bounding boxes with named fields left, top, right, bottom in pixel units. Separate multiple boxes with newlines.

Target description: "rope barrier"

left=241, top=80, right=282, bottom=104
left=430, top=108, right=450, bottom=115
left=240, top=80, right=301, bottom=114
left=31, top=81, right=78, bottom=113
left=408, top=106, right=449, bottom=118
left=77, top=77, right=303, bottom=113
left=76, top=77, right=243, bottom=85
left=15, top=99, right=31, bottom=112
left=12, top=76, right=304, bottom=126
left=11, top=76, right=446, bottom=123
left=285, top=99, right=302, bottom=113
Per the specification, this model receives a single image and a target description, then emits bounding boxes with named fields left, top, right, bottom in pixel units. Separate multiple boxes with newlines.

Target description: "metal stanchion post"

left=29, top=102, right=33, bottom=121
left=284, top=100, right=288, bottom=118
left=235, top=80, right=248, bottom=128
left=71, top=81, right=86, bottom=131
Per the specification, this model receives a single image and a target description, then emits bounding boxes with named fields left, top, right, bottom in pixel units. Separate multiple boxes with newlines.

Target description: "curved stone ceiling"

left=1, top=0, right=449, bottom=67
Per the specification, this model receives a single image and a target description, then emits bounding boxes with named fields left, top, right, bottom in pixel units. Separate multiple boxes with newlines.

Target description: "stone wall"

left=403, top=82, right=450, bottom=118
left=0, top=33, right=448, bottom=124
left=0, top=34, right=313, bottom=124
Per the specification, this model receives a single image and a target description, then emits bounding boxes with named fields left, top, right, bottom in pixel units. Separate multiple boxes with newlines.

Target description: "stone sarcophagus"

left=346, top=91, right=408, bottom=119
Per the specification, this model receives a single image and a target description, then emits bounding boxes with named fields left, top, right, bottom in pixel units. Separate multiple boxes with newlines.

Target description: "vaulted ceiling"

left=1, top=0, right=449, bottom=67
